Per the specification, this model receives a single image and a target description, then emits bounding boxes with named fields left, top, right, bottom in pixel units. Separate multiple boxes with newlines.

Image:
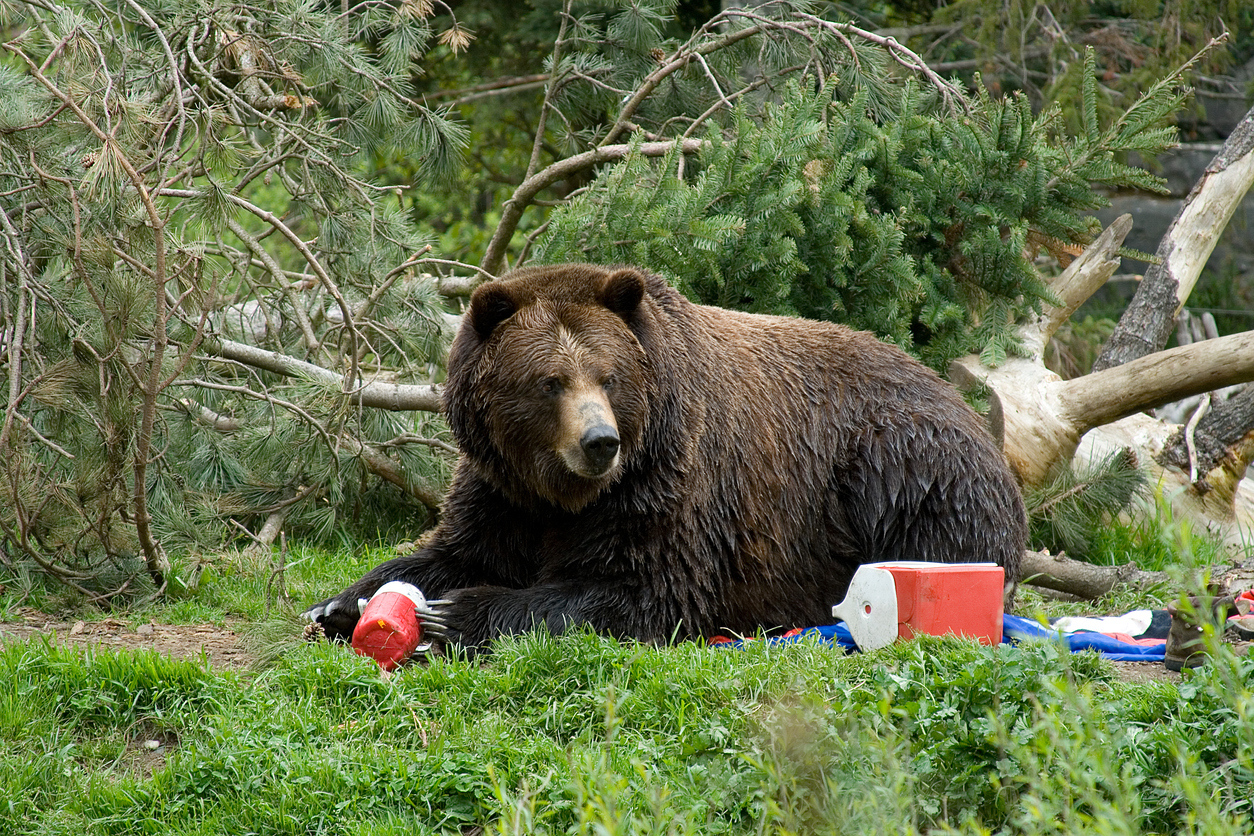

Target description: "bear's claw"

left=302, top=589, right=456, bottom=652
left=417, top=598, right=452, bottom=642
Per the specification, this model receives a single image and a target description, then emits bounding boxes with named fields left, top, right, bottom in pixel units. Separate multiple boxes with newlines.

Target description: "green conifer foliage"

left=0, top=0, right=463, bottom=594
left=1026, top=449, right=1149, bottom=559
left=536, top=53, right=1186, bottom=370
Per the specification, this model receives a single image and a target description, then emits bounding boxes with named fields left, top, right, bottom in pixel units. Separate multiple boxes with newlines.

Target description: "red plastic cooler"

left=873, top=561, right=1005, bottom=645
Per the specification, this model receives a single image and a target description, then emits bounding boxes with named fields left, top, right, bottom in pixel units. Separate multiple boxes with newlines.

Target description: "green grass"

left=1, top=517, right=1252, bottom=835
left=0, top=626, right=1252, bottom=834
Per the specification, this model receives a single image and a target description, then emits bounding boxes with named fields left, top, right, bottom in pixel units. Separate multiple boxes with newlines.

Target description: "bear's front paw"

left=415, top=596, right=458, bottom=648
left=302, top=593, right=369, bottom=643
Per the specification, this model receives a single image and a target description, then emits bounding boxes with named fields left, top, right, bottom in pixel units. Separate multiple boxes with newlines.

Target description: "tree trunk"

left=1071, top=105, right=1254, bottom=545
left=208, top=337, right=444, bottom=412
left=956, top=327, right=1254, bottom=485
left=1092, top=104, right=1254, bottom=371
left=951, top=212, right=1254, bottom=547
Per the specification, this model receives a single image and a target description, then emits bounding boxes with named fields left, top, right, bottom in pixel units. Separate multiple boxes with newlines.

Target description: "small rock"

left=137, top=623, right=154, bottom=636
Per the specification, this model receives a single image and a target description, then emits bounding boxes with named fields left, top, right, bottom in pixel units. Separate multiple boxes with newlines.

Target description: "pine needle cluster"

left=1026, top=449, right=1149, bottom=560
left=536, top=44, right=1187, bottom=371
left=0, top=0, right=464, bottom=594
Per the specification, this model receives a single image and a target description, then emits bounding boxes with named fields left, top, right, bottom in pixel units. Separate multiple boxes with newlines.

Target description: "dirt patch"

left=1107, top=635, right=1252, bottom=684
left=1107, top=660, right=1180, bottom=684
left=118, top=723, right=181, bottom=778
left=0, top=608, right=255, bottom=670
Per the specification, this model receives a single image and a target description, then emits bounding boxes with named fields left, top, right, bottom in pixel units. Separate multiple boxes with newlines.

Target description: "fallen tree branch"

left=1019, top=550, right=1171, bottom=599
left=1060, top=329, right=1254, bottom=430
left=1030, top=215, right=1134, bottom=353
left=334, top=431, right=444, bottom=513
left=205, top=337, right=444, bottom=412
left=1094, top=102, right=1254, bottom=371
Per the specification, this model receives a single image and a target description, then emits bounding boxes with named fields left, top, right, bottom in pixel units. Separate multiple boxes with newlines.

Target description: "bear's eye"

left=539, top=378, right=561, bottom=396
left=601, top=376, right=615, bottom=391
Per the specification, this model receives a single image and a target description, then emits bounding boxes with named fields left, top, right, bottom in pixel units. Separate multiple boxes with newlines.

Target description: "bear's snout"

left=556, top=385, right=622, bottom=479
left=580, top=424, right=620, bottom=473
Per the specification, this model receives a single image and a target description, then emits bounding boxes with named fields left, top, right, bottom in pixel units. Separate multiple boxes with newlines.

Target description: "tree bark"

left=208, top=337, right=444, bottom=412
left=1092, top=104, right=1254, bottom=372
left=1019, top=550, right=1170, bottom=599
left=1157, top=385, right=1254, bottom=484
left=336, top=432, right=444, bottom=513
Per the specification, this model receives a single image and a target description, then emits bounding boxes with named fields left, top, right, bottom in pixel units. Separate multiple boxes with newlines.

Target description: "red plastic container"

left=351, top=581, right=426, bottom=670
left=872, top=562, right=1005, bottom=645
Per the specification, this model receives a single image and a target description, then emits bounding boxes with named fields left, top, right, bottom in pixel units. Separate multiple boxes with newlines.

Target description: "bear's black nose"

left=581, top=425, right=620, bottom=471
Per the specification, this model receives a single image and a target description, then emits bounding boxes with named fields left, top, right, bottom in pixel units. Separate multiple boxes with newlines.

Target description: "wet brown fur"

left=308, top=263, right=1027, bottom=648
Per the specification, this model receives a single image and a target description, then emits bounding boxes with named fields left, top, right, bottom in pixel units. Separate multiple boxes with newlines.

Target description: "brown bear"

left=304, top=263, right=1026, bottom=650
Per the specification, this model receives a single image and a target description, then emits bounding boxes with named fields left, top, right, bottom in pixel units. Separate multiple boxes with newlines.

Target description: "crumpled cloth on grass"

left=710, top=616, right=1168, bottom=662
left=1001, top=614, right=1166, bottom=661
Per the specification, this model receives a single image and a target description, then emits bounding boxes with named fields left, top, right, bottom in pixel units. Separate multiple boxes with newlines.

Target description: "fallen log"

left=1019, top=549, right=1171, bottom=600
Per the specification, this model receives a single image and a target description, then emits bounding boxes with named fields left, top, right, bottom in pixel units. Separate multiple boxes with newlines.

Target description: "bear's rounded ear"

left=468, top=282, right=518, bottom=339
left=600, top=268, right=645, bottom=318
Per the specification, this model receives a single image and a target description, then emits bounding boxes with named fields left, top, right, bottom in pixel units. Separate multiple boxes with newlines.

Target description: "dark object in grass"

left=304, top=264, right=1027, bottom=653
left=1164, top=594, right=1238, bottom=672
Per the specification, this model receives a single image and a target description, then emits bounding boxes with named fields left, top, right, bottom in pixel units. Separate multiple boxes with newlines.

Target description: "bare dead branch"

left=1094, top=101, right=1254, bottom=371
left=1020, top=550, right=1170, bottom=599
left=174, top=398, right=243, bottom=432
left=204, top=337, right=444, bottom=412
left=381, top=433, right=459, bottom=457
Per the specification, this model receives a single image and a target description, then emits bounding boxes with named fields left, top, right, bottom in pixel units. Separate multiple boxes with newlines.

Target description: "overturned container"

left=832, top=562, right=1004, bottom=651
left=352, top=581, right=427, bottom=670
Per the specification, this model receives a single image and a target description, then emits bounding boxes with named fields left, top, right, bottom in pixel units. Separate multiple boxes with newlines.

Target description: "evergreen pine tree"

left=1, top=0, right=465, bottom=594
left=536, top=51, right=1186, bottom=370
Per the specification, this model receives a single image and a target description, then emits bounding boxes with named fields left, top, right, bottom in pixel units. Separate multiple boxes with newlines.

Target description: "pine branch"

left=159, top=188, right=363, bottom=383
left=600, top=18, right=768, bottom=148
left=424, top=73, right=550, bottom=105
left=481, top=138, right=707, bottom=276
left=525, top=0, right=572, bottom=183
left=171, top=379, right=443, bottom=512
left=9, top=41, right=174, bottom=587
left=794, top=14, right=971, bottom=116
left=224, top=217, right=323, bottom=357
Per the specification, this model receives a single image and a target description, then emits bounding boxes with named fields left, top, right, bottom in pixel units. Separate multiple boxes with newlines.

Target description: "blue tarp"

left=1001, top=614, right=1167, bottom=662
left=713, top=617, right=1167, bottom=662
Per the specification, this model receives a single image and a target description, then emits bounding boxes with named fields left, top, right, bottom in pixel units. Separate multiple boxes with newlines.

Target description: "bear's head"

left=445, top=264, right=658, bottom=512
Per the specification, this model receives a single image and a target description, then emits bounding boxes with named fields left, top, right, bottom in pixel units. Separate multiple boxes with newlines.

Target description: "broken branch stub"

left=1094, top=103, right=1254, bottom=371
left=949, top=215, right=1130, bottom=483
left=952, top=213, right=1254, bottom=488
